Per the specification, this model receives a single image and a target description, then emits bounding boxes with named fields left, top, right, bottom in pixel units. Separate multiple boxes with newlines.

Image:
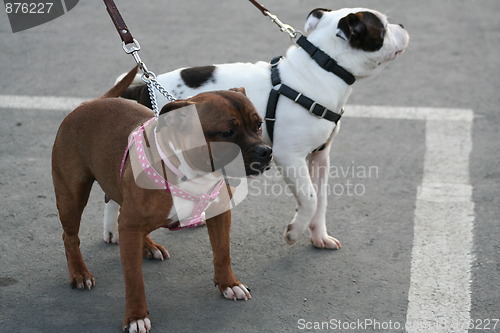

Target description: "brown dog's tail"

left=100, top=66, right=139, bottom=99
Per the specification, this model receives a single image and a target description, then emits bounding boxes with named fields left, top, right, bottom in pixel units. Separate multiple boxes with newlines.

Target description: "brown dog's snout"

left=245, top=144, right=273, bottom=176
left=252, top=145, right=273, bottom=161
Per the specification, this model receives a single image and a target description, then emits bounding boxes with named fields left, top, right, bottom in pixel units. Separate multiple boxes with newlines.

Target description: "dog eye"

left=219, top=130, right=235, bottom=138
left=256, top=121, right=263, bottom=131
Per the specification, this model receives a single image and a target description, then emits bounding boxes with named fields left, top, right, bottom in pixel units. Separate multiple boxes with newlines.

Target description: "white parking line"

left=407, top=118, right=474, bottom=333
left=0, top=95, right=475, bottom=331
left=351, top=105, right=475, bottom=332
left=0, top=94, right=85, bottom=111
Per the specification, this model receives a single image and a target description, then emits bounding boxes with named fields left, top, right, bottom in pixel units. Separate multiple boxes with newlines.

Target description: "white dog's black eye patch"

left=337, top=11, right=385, bottom=52
left=180, top=66, right=217, bottom=88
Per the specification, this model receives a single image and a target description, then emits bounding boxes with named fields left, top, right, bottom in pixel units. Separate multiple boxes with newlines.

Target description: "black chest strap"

left=265, top=56, right=344, bottom=143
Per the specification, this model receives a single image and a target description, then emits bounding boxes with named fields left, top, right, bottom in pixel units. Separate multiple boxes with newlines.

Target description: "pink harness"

left=120, top=120, right=225, bottom=230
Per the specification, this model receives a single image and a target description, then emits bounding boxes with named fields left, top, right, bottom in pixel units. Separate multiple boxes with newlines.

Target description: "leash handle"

left=103, top=0, right=134, bottom=44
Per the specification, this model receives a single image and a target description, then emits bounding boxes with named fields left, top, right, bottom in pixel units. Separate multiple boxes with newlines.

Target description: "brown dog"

left=51, top=67, right=272, bottom=332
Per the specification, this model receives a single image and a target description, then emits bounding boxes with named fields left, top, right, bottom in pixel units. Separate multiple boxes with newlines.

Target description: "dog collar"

left=295, top=36, right=355, bottom=86
left=121, top=120, right=225, bottom=230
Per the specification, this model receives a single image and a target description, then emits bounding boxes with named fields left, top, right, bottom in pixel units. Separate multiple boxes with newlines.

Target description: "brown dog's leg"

left=53, top=175, right=95, bottom=289
left=206, top=210, right=251, bottom=300
left=118, top=210, right=150, bottom=330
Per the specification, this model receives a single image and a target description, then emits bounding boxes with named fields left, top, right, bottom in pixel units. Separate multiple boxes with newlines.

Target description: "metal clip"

left=122, top=39, right=141, bottom=54
left=290, top=30, right=303, bottom=44
left=264, top=10, right=297, bottom=39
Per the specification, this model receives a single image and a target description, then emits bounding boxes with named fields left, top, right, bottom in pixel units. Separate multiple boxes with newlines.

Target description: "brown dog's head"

left=158, top=88, right=272, bottom=177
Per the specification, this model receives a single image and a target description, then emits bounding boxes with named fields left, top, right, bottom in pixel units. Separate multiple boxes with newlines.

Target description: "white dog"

left=105, top=7, right=409, bottom=249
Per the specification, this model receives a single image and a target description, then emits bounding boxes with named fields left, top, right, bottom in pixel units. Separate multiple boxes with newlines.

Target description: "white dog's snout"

left=393, top=24, right=410, bottom=49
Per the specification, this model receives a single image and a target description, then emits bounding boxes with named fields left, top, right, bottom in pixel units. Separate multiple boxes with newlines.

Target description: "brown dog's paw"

left=215, top=277, right=251, bottom=301
left=221, top=284, right=252, bottom=301
left=70, top=270, right=95, bottom=290
left=143, top=235, right=170, bottom=261
left=124, top=318, right=151, bottom=333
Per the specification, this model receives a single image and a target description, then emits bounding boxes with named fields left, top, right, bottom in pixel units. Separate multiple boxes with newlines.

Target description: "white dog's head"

left=304, top=8, right=409, bottom=79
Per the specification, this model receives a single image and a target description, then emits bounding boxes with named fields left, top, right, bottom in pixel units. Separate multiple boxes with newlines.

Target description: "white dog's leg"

left=308, top=146, right=342, bottom=249
left=275, top=155, right=318, bottom=245
left=103, top=200, right=120, bottom=244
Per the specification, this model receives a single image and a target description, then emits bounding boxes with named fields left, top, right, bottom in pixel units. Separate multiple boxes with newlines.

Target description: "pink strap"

left=154, top=129, right=186, bottom=180
left=167, top=179, right=225, bottom=230
left=120, top=118, right=155, bottom=179
left=128, top=125, right=225, bottom=230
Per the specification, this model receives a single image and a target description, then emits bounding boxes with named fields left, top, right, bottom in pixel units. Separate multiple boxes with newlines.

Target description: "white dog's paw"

left=125, top=318, right=151, bottom=333
left=103, top=229, right=119, bottom=244
left=103, top=200, right=120, bottom=244
left=284, top=223, right=302, bottom=245
left=223, top=284, right=252, bottom=301
left=311, top=234, right=342, bottom=250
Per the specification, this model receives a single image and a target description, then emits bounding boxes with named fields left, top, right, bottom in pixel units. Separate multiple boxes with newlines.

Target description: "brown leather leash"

left=102, top=0, right=176, bottom=118
left=101, top=0, right=302, bottom=119
left=103, top=0, right=134, bottom=44
left=247, top=0, right=299, bottom=39
left=248, top=0, right=269, bottom=16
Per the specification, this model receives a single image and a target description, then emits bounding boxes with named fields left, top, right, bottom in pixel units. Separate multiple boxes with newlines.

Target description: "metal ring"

left=290, top=31, right=304, bottom=44
left=122, top=39, right=141, bottom=54
left=141, top=71, right=156, bottom=83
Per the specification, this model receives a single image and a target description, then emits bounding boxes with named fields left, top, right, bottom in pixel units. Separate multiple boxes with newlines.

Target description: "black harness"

left=265, top=36, right=355, bottom=150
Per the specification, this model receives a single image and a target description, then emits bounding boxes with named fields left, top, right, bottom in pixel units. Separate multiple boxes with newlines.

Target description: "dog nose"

left=398, top=23, right=405, bottom=29
left=252, top=145, right=273, bottom=160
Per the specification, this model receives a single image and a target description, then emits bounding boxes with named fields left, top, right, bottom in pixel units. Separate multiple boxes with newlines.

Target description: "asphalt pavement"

left=0, top=1, right=498, bottom=332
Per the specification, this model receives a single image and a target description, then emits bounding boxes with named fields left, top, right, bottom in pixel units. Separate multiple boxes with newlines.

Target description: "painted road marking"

left=406, top=118, right=474, bottom=333
left=0, top=94, right=85, bottom=111
left=0, top=95, right=475, bottom=331
left=352, top=105, right=475, bottom=332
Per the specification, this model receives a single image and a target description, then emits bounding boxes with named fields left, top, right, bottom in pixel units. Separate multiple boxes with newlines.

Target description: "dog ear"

left=336, top=13, right=366, bottom=42
left=305, top=8, right=331, bottom=34
left=229, top=87, right=247, bottom=96
left=159, top=100, right=194, bottom=115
